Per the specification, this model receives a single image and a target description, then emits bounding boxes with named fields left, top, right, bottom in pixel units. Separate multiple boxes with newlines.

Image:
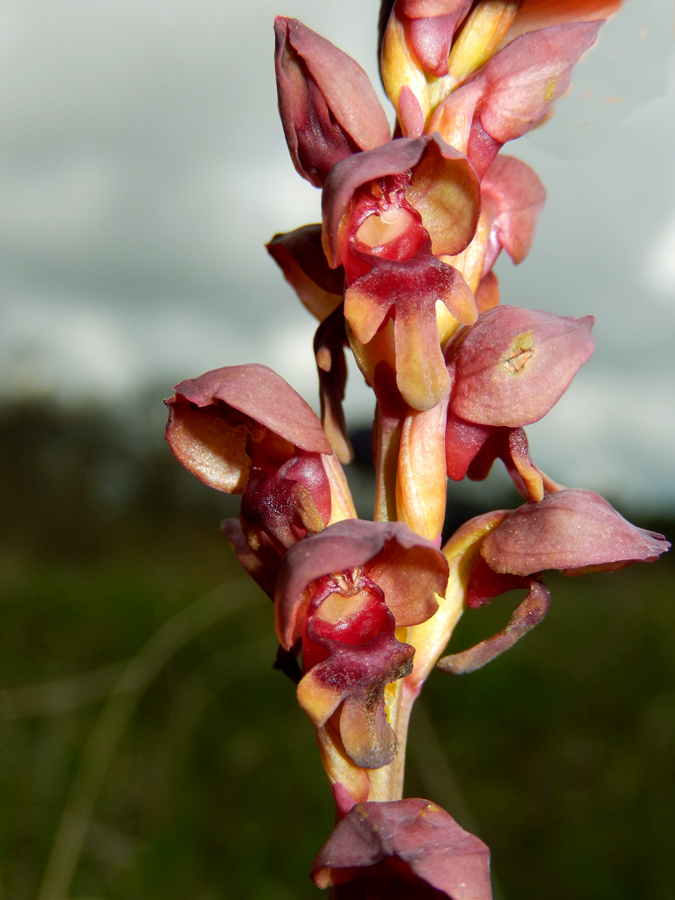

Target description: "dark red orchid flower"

left=275, top=519, right=448, bottom=768
left=438, top=490, right=670, bottom=674
left=165, top=364, right=355, bottom=596
left=312, top=797, right=492, bottom=899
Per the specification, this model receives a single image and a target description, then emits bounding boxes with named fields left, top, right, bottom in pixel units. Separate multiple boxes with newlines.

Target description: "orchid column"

left=165, top=3, right=668, bottom=897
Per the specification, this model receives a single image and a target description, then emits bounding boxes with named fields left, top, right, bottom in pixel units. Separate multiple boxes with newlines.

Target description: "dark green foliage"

left=0, top=400, right=672, bottom=898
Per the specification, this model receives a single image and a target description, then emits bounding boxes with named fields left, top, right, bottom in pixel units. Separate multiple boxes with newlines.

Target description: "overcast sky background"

left=1, top=0, right=674, bottom=512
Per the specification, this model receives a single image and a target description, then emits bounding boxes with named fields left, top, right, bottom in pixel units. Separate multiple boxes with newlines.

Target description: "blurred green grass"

left=0, top=400, right=673, bottom=898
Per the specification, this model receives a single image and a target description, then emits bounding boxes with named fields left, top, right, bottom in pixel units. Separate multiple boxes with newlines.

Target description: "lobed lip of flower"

left=165, top=363, right=331, bottom=493
left=274, top=16, right=391, bottom=188
left=299, top=584, right=415, bottom=769
left=481, top=488, right=671, bottom=577
left=274, top=519, right=449, bottom=650
left=311, top=797, right=492, bottom=898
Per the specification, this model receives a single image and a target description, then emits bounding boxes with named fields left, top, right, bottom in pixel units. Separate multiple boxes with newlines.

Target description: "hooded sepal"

left=275, top=17, right=391, bottom=187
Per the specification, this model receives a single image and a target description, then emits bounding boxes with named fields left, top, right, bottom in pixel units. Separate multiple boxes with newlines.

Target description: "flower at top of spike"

left=382, top=1, right=624, bottom=175
left=275, top=519, right=448, bottom=768
left=165, top=364, right=355, bottom=596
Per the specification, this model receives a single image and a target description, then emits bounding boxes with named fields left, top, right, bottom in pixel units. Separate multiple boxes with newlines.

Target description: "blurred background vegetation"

left=0, top=394, right=673, bottom=899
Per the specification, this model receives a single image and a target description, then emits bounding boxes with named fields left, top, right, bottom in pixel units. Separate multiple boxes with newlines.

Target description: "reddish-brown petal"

left=429, top=21, right=601, bottom=170
left=267, top=224, right=344, bottom=321
left=449, top=306, right=595, bottom=426
left=275, top=18, right=391, bottom=187
left=482, top=489, right=670, bottom=576
left=322, top=135, right=479, bottom=268
left=221, top=518, right=281, bottom=600
left=314, top=307, right=353, bottom=464
left=404, top=135, right=481, bottom=258
left=322, top=138, right=431, bottom=268
left=311, top=798, right=492, bottom=898
left=170, top=364, right=331, bottom=455
left=474, top=22, right=602, bottom=143
left=481, top=155, right=546, bottom=270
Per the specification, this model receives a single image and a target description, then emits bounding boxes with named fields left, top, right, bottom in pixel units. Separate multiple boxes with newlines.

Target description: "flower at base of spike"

left=275, top=520, right=448, bottom=769
left=311, top=798, right=492, bottom=899
left=432, top=490, right=670, bottom=676
left=165, top=364, right=355, bottom=596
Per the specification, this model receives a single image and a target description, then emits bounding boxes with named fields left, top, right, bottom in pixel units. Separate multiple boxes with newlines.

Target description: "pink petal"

left=482, top=489, right=670, bottom=575
left=275, top=18, right=391, bottom=187
left=170, top=364, right=331, bottom=454
left=404, top=3, right=473, bottom=77
left=449, top=306, right=595, bottom=426
left=266, top=224, right=344, bottom=321
left=475, top=22, right=603, bottom=143
left=481, top=155, right=546, bottom=270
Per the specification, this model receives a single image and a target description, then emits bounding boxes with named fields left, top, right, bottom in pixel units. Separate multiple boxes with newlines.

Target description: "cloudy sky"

left=1, top=0, right=674, bottom=511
